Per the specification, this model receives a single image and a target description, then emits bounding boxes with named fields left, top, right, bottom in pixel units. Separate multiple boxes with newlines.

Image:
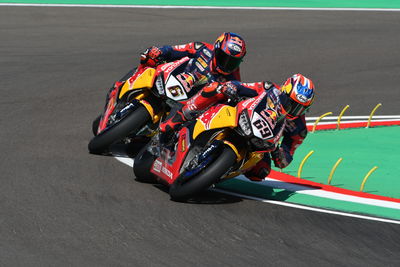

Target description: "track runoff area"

left=6, top=1, right=399, bottom=224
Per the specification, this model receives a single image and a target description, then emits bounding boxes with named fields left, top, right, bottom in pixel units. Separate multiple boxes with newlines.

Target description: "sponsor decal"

left=176, top=73, right=195, bottom=92
left=202, top=48, right=212, bottom=58
left=153, top=159, right=162, bottom=172
left=155, top=76, right=165, bottom=95
left=260, top=109, right=278, bottom=128
left=228, top=36, right=245, bottom=54
left=263, top=81, right=274, bottom=90
left=195, top=62, right=205, bottom=72
left=229, top=43, right=242, bottom=53
left=181, top=139, right=186, bottom=152
left=230, top=36, right=244, bottom=46
left=197, top=56, right=208, bottom=69
left=161, top=57, right=188, bottom=73
left=296, top=93, right=308, bottom=103
left=194, top=42, right=203, bottom=50
left=249, top=91, right=267, bottom=110
left=269, top=88, right=280, bottom=106
left=241, top=98, right=255, bottom=108
left=119, top=102, right=135, bottom=115
left=202, top=145, right=215, bottom=157
left=199, top=106, right=220, bottom=128
left=267, top=97, right=276, bottom=109
left=173, top=44, right=187, bottom=51
left=243, top=82, right=256, bottom=87
left=161, top=166, right=173, bottom=179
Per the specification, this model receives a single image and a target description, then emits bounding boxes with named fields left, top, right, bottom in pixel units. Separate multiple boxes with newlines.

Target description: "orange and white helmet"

left=280, top=74, right=315, bottom=120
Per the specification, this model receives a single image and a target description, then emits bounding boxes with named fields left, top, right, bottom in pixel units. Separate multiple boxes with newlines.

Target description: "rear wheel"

left=88, top=105, right=151, bottom=155
left=133, top=145, right=157, bottom=183
left=169, top=146, right=237, bottom=201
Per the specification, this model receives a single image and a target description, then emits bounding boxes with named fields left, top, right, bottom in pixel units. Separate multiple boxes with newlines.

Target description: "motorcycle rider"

left=160, top=74, right=315, bottom=181
left=137, top=32, right=247, bottom=133
left=106, top=32, right=246, bottom=123
left=139, top=32, right=246, bottom=83
left=102, top=32, right=246, bottom=132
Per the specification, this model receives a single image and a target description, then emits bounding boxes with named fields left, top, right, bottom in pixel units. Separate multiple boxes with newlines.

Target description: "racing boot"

left=244, top=154, right=272, bottom=182
left=160, top=108, right=187, bottom=133
left=159, top=108, right=188, bottom=153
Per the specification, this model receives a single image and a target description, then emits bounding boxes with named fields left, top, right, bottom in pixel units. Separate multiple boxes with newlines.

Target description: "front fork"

left=98, top=84, right=161, bottom=134
left=213, top=131, right=264, bottom=178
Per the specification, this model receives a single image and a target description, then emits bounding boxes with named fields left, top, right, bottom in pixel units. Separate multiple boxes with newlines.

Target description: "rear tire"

left=169, top=146, right=237, bottom=201
left=133, top=145, right=157, bottom=183
left=88, top=105, right=151, bottom=155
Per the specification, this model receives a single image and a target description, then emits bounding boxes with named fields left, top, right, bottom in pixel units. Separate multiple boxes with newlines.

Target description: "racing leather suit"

left=141, top=42, right=242, bottom=132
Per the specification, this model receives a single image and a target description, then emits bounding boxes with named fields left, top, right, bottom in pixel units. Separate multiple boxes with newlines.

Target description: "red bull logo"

left=199, top=106, right=220, bottom=128
left=177, top=73, right=195, bottom=92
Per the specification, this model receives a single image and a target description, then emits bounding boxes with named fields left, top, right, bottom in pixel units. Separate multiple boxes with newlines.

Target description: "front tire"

left=88, top=105, right=151, bottom=155
left=92, top=115, right=101, bottom=136
left=169, top=146, right=237, bottom=201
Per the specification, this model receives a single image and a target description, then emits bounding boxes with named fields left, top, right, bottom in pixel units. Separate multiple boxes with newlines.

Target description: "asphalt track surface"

left=1, top=6, right=400, bottom=266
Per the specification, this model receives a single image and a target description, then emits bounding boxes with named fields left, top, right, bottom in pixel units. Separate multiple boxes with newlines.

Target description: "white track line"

left=213, top=189, right=400, bottom=225
left=307, top=115, right=400, bottom=120
left=1, top=3, right=400, bottom=12
left=238, top=176, right=400, bottom=209
left=306, top=119, right=400, bottom=125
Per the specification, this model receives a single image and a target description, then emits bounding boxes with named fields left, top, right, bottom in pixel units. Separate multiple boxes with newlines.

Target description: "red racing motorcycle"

left=133, top=90, right=286, bottom=201
left=88, top=57, right=205, bottom=154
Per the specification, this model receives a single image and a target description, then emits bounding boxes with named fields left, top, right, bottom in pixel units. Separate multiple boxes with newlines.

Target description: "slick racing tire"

left=88, top=105, right=151, bottom=155
left=133, top=145, right=158, bottom=183
left=169, top=146, right=237, bottom=201
left=92, top=115, right=101, bottom=136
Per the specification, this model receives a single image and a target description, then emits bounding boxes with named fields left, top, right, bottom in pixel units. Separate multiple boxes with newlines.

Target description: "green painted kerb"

left=2, top=0, right=400, bottom=9
left=284, top=126, right=400, bottom=199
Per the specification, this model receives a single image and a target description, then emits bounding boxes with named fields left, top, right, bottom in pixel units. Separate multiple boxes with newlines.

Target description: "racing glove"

left=140, top=46, right=163, bottom=67
left=219, top=82, right=239, bottom=103
left=271, top=147, right=292, bottom=169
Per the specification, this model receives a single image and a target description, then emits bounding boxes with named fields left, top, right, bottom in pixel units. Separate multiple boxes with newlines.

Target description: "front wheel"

left=169, top=146, right=237, bottom=201
left=92, top=115, right=101, bottom=136
left=88, top=105, right=151, bottom=155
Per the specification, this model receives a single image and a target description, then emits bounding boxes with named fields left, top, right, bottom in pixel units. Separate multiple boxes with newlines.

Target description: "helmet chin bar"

left=216, top=65, right=231, bottom=75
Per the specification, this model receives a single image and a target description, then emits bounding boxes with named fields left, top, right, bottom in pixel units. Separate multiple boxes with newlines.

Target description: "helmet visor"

left=279, top=93, right=310, bottom=120
left=286, top=99, right=310, bottom=119
left=215, top=49, right=242, bottom=73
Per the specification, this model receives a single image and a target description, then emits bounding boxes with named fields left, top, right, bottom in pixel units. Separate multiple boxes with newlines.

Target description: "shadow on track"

left=136, top=182, right=244, bottom=204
